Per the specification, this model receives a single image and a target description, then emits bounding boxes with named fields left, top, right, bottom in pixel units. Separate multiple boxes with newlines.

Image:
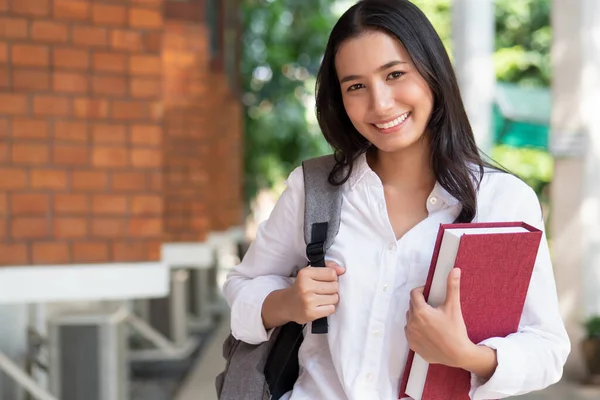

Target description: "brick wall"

left=0, top=0, right=243, bottom=266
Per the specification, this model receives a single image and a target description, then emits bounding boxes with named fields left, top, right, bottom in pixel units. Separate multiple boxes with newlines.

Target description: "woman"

left=223, top=0, right=570, bottom=399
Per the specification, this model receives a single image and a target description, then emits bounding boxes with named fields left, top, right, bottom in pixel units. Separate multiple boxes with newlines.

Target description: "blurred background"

left=0, top=0, right=598, bottom=399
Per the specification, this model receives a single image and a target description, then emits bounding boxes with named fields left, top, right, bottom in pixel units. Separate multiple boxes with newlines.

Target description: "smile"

left=373, top=112, right=411, bottom=130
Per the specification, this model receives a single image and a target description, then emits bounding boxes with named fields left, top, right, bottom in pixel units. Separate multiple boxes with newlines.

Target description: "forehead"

left=335, top=30, right=410, bottom=74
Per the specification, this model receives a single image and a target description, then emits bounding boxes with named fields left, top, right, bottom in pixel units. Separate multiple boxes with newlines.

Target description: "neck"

left=367, top=140, right=435, bottom=191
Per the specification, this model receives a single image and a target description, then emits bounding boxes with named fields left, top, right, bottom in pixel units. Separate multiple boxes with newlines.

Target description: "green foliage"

left=241, top=0, right=335, bottom=204
left=585, top=316, right=600, bottom=339
left=490, top=145, right=553, bottom=196
left=494, top=0, right=552, bottom=87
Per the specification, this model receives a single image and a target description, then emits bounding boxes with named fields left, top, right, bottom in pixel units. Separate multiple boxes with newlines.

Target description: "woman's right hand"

left=262, top=261, right=345, bottom=329
left=286, top=261, right=346, bottom=324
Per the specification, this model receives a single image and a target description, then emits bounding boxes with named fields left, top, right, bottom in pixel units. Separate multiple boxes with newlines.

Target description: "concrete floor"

left=174, top=316, right=600, bottom=400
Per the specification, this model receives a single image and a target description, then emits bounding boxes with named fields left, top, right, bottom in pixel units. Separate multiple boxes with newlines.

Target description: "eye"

left=388, top=71, right=404, bottom=80
left=347, top=83, right=365, bottom=92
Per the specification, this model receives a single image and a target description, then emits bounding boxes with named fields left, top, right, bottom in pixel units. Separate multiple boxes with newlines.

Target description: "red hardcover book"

left=398, top=222, right=543, bottom=400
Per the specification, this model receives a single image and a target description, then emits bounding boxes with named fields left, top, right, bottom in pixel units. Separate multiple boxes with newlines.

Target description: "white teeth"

left=375, top=112, right=410, bottom=129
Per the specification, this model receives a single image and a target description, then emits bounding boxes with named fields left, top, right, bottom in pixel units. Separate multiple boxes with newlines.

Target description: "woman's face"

left=335, top=30, right=434, bottom=155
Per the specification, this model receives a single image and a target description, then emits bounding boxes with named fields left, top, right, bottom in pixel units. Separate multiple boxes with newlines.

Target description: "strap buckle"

left=306, top=241, right=325, bottom=265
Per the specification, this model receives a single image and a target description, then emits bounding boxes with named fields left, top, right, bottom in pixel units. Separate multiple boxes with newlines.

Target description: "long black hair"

left=316, top=0, right=499, bottom=223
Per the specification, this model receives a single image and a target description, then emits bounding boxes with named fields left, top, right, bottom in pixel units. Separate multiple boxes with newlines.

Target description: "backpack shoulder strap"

left=302, top=154, right=344, bottom=253
left=302, top=154, right=344, bottom=335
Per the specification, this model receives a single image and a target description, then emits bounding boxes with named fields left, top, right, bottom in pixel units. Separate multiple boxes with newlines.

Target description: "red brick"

left=11, top=193, right=50, bottom=215
left=132, top=0, right=162, bottom=7
left=0, top=244, right=29, bottom=265
left=0, top=117, right=6, bottom=137
left=92, top=75, right=126, bottom=97
left=92, top=194, right=128, bottom=214
left=131, top=148, right=160, bottom=168
left=31, top=169, right=68, bottom=189
left=53, top=0, right=90, bottom=21
left=111, top=101, right=146, bottom=120
left=0, top=0, right=7, bottom=12
left=71, top=170, right=107, bottom=191
left=112, top=241, right=145, bottom=262
left=0, top=42, right=7, bottom=64
left=149, top=101, right=163, bottom=121
left=13, top=69, right=50, bottom=91
left=0, top=168, right=28, bottom=189
left=12, top=119, right=48, bottom=140
left=12, top=44, right=49, bottom=67
left=0, top=141, right=7, bottom=163
left=148, top=171, right=161, bottom=191
left=111, top=171, right=146, bottom=191
left=11, top=217, right=49, bottom=239
left=130, top=77, right=161, bottom=99
left=144, top=32, right=162, bottom=53
left=129, top=217, right=161, bottom=237
left=54, top=120, right=88, bottom=143
left=31, top=21, right=69, bottom=43
left=53, top=71, right=88, bottom=94
left=72, top=26, right=107, bottom=47
left=0, top=193, right=6, bottom=215
left=11, top=143, right=49, bottom=164
left=74, top=98, right=108, bottom=119
left=0, top=94, right=28, bottom=115
left=131, top=195, right=161, bottom=215
left=53, top=217, right=87, bottom=239
left=54, top=193, right=88, bottom=214
left=110, top=30, right=142, bottom=52
left=92, top=147, right=128, bottom=168
left=72, top=241, right=109, bottom=263
left=92, top=218, right=126, bottom=237
left=93, top=4, right=127, bottom=26
left=53, top=144, right=89, bottom=166
left=92, top=52, right=126, bottom=73
left=129, top=55, right=161, bottom=76
left=32, top=242, right=70, bottom=264
left=129, top=8, right=163, bottom=29
left=33, top=95, right=71, bottom=116
left=11, top=0, right=49, bottom=17
left=53, top=48, right=90, bottom=70
left=0, top=67, right=8, bottom=89
left=130, top=125, right=161, bottom=146
left=0, top=17, right=29, bottom=39
left=92, top=123, right=126, bottom=144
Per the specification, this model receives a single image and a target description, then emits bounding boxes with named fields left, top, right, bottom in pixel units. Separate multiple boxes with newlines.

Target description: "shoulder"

left=476, top=168, right=543, bottom=227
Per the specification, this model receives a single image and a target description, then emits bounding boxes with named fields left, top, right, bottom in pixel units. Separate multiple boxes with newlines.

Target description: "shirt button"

left=382, top=284, right=389, bottom=292
left=429, top=196, right=438, bottom=205
left=366, top=373, right=374, bottom=382
left=379, top=202, right=385, bottom=210
left=388, top=243, right=396, bottom=251
left=373, top=330, right=381, bottom=338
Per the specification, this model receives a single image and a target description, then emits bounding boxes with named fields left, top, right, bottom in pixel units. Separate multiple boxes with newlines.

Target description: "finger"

left=325, top=260, right=346, bottom=276
left=410, top=286, right=427, bottom=308
left=443, top=268, right=462, bottom=311
left=314, top=293, right=340, bottom=307
left=313, top=280, right=339, bottom=295
left=313, top=304, right=336, bottom=319
left=309, top=266, right=339, bottom=282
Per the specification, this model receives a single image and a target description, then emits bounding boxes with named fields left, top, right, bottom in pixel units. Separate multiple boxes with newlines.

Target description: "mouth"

left=372, top=111, right=411, bottom=133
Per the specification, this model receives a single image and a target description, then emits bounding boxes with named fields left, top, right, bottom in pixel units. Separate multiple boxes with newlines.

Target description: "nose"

left=370, top=81, right=394, bottom=115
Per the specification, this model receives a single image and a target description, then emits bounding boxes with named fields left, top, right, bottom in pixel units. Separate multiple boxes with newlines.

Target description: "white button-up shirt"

left=223, top=154, right=570, bottom=400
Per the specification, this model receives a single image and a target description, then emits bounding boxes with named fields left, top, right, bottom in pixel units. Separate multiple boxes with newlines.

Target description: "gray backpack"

left=215, top=154, right=344, bottom=400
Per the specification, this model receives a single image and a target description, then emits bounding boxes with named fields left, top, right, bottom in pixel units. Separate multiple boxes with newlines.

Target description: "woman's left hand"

left=405, top=268, right=475, bottom=368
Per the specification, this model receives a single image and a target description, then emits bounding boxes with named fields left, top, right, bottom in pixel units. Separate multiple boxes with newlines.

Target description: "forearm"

left=261, top=288, right=293, bottom=330
left=460, top=344, right=498, bottom=382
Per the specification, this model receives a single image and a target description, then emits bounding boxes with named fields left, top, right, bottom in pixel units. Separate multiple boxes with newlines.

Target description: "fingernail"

left=455, top=268, right=461, bottom=279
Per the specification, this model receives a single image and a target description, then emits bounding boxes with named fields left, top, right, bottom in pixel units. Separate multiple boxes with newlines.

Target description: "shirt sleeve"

left=470, top=185, right=571, bottom=399
left=222, top=167, right=308, bottom=345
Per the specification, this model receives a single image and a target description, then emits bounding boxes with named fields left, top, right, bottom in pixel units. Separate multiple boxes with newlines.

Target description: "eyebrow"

left=339, top=60, right=408, bottom=84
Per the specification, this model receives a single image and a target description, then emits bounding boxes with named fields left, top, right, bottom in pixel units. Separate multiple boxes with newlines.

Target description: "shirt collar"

left=347, top=152, right=460, bottom=207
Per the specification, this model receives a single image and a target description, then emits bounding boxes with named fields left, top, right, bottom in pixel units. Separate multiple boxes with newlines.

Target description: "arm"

left=469, top=186, right=571, bottom=400
left=222, top=167, right=307, bottom=345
